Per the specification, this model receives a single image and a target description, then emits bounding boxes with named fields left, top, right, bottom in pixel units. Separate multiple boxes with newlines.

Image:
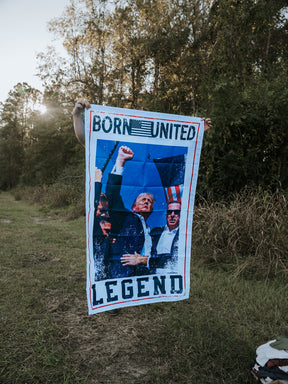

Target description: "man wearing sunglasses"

left=148, top=201, right=181, bottom=274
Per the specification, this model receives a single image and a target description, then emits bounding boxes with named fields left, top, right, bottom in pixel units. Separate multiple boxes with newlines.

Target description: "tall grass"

left=193, top=189, right=288, bottom=279
left=12, top=164, right=85, bottom=219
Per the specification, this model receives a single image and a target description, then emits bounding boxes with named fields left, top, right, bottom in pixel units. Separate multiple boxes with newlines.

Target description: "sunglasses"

left=167, top=209, right=181, bottom=215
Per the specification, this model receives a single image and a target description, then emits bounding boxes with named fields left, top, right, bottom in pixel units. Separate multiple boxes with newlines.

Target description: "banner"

left=85, top=105, right=204, bottom=314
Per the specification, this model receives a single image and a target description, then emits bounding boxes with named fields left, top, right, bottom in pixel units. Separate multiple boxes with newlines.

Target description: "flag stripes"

left=130, top=120, right=153, bottom=137
left=164, top=184, right=183, bottom=203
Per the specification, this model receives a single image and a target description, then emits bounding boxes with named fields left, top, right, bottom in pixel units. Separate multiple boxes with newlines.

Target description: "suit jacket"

left=93, top=181, right=110, bottom=281
left=149, top=226, right=179, bottom=271
left=105, top=173, right=150, bottom=278
left=93, top=181, right=103, bottom=239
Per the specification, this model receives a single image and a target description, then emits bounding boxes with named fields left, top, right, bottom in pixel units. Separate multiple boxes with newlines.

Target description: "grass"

left=193, top=188, right=288, bottom=279
left=138, top=268, right=287, bottom=383
left=1, top=190, right=287, bottom=383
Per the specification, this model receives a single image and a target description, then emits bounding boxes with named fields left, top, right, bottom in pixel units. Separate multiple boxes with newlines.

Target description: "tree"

left=21, top=91, right=81, bottom=185
left=35, top=0, right=288, bottom=198
left=38, top=0, right=113, bottom=104
left=38, top=0, right=212, bottom=112
left=197, top=0, right=288, bottom=197
left=0, top=83, right=42, bottom=189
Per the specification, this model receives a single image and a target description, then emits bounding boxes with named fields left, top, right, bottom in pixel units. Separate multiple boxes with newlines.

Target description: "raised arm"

left=72, top=99, right=91, bottom=147
left=114, top=146, right=134, bottom=168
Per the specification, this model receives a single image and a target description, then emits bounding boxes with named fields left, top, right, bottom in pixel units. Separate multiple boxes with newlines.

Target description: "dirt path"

left=0, top=192, right=156, bottom=383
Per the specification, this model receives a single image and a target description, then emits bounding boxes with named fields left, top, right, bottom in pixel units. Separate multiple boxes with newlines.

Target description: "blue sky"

left=0, top=0, right=67, bottom=103
left=96, top=140, right=188, bottom=229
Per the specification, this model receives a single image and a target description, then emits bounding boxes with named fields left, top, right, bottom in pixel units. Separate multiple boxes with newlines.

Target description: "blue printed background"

left=95, top=140, right=188, bottom=229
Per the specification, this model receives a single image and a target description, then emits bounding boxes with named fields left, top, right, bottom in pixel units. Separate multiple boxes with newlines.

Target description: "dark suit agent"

left=120, top=200, right=181, bottom=274
left=92, top=168, right=111, bottom=281
left=105, top=145, right=155, bottom=279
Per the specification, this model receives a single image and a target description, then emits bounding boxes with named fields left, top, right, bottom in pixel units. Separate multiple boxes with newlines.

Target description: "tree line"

left=0, top=0, right=287, bottom=198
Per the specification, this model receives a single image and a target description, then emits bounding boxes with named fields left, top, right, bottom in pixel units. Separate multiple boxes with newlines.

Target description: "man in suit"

left=121, top=200, right=181, bottom=274
left=149, top=200, right=180, bottom=274
left=105, top=145, right=154, bottom=278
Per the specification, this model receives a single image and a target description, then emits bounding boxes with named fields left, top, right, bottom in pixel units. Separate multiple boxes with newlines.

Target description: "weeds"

left=12, top=165, right=85, bottom=218
left=193, top=188, right=288, bottom=279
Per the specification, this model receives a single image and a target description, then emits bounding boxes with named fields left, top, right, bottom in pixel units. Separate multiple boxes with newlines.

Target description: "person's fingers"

left=201, top=117, right=212, bottom=131
left=74, top=99, right=91, bottom=113
left=120, top=146, right=133, bottom=155
left=82, top=99, right=91, bottom=109
left=77, top=98, right=90, bottom=107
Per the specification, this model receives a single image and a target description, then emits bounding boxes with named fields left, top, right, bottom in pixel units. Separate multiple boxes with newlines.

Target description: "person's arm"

left=93, top=168, right=103, bottom=238
left=106, top=146, right=134, bottom=210
left=72, top=99, right=91, bottom=147
left=105, top=147, right=133, bottom=235
left=111, top=146, right=134, bottom=175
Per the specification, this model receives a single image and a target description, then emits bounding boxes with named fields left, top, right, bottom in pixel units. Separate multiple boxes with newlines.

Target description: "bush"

left=192, top=189, right=288, bottom=279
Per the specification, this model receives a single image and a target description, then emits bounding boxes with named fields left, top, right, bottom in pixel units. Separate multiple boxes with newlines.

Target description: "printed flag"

left=85, top=105, right=204, bottom=314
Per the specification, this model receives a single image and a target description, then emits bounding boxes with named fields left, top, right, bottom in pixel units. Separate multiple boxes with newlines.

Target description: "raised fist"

left=115, top=145, right=134, bottom=168
left=118, top=145, right=134, bottom=160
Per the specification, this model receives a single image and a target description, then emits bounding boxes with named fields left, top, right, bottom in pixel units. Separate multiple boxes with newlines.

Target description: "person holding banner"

left=72, top=99, right=213, bottom=314
left=72, top=99, right=213, bottom=146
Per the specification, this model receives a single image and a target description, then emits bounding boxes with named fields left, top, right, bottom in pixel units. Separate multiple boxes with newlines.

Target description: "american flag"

left=130, top=119, right=154, bottom=137
left=153, top=154, right=186, bottom=203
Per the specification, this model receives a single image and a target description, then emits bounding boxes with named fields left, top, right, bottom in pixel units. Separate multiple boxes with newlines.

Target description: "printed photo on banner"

left=85, top=105, right=204, bottom=314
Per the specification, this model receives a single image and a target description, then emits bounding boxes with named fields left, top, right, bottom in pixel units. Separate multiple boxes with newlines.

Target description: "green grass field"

left=0, top=191, right=287, bottom=383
